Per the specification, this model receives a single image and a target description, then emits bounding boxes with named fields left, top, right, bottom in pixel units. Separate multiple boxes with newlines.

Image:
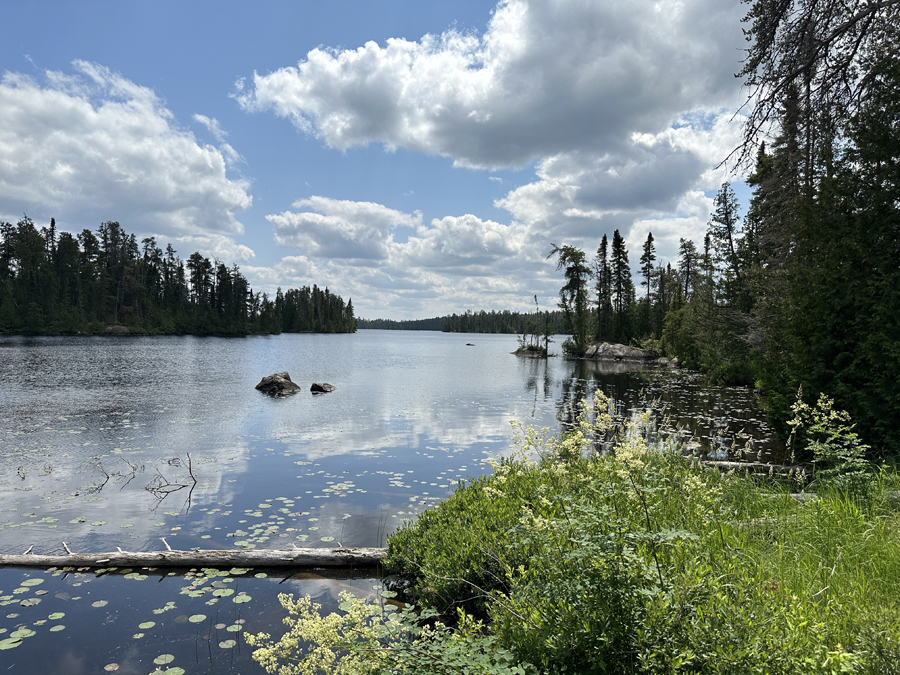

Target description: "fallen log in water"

left=0, top=546, right=387, bottom=569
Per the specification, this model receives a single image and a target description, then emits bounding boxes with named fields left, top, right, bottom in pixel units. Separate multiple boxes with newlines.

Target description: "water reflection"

left=559, top=359, right=784, bottom=463
left=0, top=332, right=783, bottom=671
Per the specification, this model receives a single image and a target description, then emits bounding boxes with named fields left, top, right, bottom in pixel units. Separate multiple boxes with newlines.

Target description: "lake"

left=0, top=331, right=780, bottom=672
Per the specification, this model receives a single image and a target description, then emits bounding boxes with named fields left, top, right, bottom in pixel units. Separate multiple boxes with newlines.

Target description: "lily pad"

left=10, top=628, right=36, bottom=638
left=212, top=589, right=233, bottom=597
left=0, top=637, right=23, bottom=650
left=20, top=598, right=41, bottom=607
left=233, top=594, right=251, bottom=604
left=218, top=639, right=236, bottom=648
left=153, top=654, right=175, bottom=665
left=49, top=625, right=65, bottom=632
left=138, top=621, right=156, bottom=629
left=92, top=600, right=108, bottom=608
left=21, top=579, right=44, bottom=587
left=103, top=665, right=119, bottom=672
left=90, top=521, right=107, bottom=526
left=188, top=614, right=206, bottom=623
left=48, top=612, right=65, bottom=620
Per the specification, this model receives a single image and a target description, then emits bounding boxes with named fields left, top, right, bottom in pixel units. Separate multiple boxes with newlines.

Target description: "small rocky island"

left=255, top=372, right=302, bottom=396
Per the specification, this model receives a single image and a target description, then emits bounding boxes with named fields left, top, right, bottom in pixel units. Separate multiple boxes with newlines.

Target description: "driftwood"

left=0, top=546, right=386, bottom=569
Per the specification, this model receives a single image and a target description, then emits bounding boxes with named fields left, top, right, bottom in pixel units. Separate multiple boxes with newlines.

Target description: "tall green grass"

left=383, top=393, right=900, bottom=673
left=252, top=392, right=900, bottom=674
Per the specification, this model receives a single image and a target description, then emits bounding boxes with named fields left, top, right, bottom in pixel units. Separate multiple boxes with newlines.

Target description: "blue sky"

left=0, top=0, right=750, bottom=319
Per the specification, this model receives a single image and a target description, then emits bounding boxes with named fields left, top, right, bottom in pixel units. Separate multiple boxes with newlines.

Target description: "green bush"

left=259, top=391, right=900, bottom=674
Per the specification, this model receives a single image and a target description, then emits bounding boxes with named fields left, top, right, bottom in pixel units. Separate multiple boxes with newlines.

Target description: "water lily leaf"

left=48, top=612, right=65, bottom=620
left=218, top=639, right=236, bottom=648
left=20, top=598, right=41, bottom=607
left=133, top=632, right=144, bottom=639
left=0, top=637, right=23, bottom=650
left=103, top=665, right=119, bottom=672
left=212, top=589, right=233, bottom=597
left=233, top=595, right=251, bottom=604
left=228, top=568, right=249, bottom=576
left=165, top=669, right=185, bottom=675
left=21, top=579, right=44, bottom=587
left=92, top=600, right=108, bottom=608
left=153, top=654, right=175, bottom=665
left=10, top=628, right=35, bottom=638
left=321, top=536, right=335, bottom=542
left=90, top=521, right=107, bottom=526
left=254, top=573, right=267, bottom=579
left=138, top=621, right=156, bottom=629
left=188, top=614, right=206, bottom=623
left=69, top=517, right=86, bottom=524
left=49, top=625, right=65, bottom=632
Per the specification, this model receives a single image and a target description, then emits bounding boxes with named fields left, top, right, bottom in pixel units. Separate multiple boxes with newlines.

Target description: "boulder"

left=255, top=372, right=302, bottom=396
left=310, top=382, right=336, bottom=394
left=586, top=342, right=652, bottom=362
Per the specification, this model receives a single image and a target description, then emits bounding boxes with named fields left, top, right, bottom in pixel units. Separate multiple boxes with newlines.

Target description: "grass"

left=252, top=392, right=900, bottom=674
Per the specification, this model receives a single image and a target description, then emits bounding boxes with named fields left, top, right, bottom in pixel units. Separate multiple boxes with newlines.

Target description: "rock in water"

left=310, top=382, right=336, bottom=394
left=255, top=372, right=302, bottom=396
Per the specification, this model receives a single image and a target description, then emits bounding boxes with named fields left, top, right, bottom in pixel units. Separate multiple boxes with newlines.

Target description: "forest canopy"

left=0, top=216, right=356, bottom=336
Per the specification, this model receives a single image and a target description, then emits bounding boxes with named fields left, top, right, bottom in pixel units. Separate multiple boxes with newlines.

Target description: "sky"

left=0, top=0, right=751, bottom=319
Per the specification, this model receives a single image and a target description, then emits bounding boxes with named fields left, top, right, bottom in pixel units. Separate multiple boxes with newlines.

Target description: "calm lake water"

left=0, top=331, right=780, bottom=672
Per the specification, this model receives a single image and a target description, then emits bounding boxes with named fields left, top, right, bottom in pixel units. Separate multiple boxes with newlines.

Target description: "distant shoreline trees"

left=357, top=309, right=567, bottom=335
left=0, top=216, right=356, bottom=336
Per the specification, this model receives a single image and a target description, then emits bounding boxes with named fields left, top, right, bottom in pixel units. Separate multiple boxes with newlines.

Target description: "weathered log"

left=0, top=546, right=386, bottom=569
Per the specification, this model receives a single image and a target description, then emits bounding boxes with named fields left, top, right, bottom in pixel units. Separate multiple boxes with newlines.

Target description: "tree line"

left=550, top=0, right=900, bottom=454
left=0, top=217, right=356, bottom=335
left=357, top=309, right=567, bottom=335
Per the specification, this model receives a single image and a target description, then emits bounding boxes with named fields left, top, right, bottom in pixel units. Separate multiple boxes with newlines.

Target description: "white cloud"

left=238, top=0, right=752, bottom=316
left=0, top=60, right=253, bottom=259
left=268, top=196, right=422, bottom=261
left=237, top=0, right=744, bottom=170
left=251, top=196, right=558, bottom=318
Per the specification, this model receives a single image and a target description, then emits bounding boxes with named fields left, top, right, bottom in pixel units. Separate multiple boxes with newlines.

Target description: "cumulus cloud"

left=237, top=0, right=743, bottom=169
left=268, top=196, right=422, bottom=261
left=0, top=60, right=253, bottom=258
left=238, top=0, right=751, bottom=316
left=252, top=195, right=558, bottom=317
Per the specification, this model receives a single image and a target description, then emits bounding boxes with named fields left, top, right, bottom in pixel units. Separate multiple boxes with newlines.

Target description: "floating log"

left=0, top=546, right=386, bottom=569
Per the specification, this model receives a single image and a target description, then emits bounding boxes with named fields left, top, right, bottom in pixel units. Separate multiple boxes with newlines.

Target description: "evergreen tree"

left=549, top=244, right=593, bottom=353
left=594, top=235, right=612, bottom=340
